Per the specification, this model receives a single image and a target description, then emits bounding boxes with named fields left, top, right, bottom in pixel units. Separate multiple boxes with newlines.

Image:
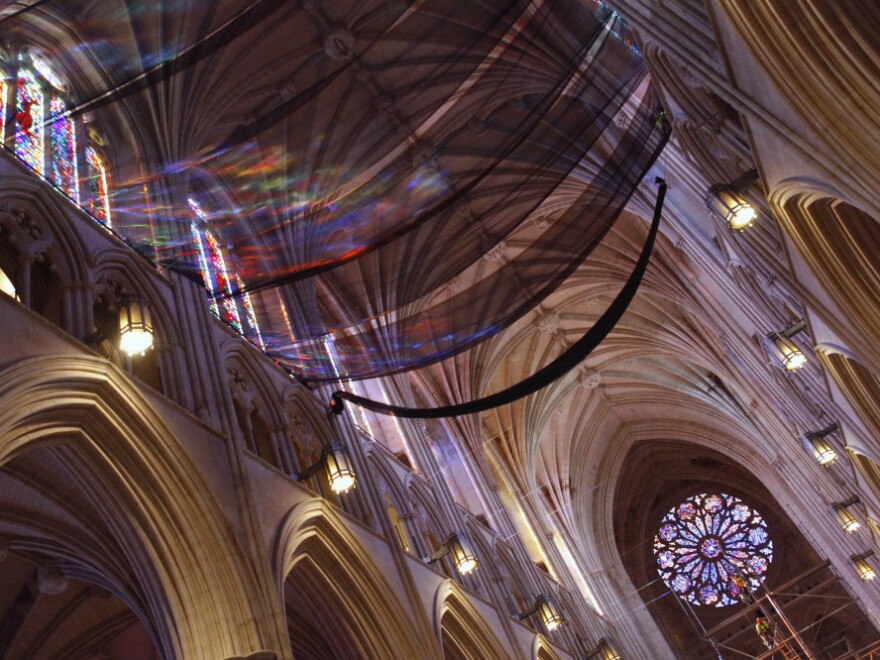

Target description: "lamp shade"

left=448, top=532, right=479, bottom=575
left=599, top=639, right=622, bottom=660
left=536, top=596, right=564, bottom=632
left=118, top=297, right=154, bottom=356
left=707, top=186, right=756, bottom=231
left=767, top=332, right=806, bottom=371
left=323, top=443, right=356, bottom=494
left=804, top=433, right=837, bottom=466
left=835, top=505, right=861, bottom=533
left=854, top=556, right=876, bottom=582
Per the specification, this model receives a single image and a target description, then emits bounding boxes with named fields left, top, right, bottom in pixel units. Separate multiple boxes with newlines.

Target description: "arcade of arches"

left=1, top=1, right=880, bottom=659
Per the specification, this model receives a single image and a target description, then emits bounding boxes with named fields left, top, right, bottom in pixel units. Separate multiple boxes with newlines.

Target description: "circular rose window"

left=653, top=492, right=773, bottom=607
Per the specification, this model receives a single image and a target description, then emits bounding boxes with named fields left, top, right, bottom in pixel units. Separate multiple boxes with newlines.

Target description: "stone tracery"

left=654, top=492, right=773, bottom=607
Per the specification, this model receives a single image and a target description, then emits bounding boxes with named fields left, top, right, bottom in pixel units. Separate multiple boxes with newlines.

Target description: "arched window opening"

left=30, top=52, right=64, bottom=89
left=0, top=75, right=6, bottom=144
left=15, top=68, right=44, bottom=173
left=86, top=146, right=111, bottom=226
left=237, top=274, right=264, bottom=349
left=190, top=198, right=241, bottom=332
left=189, top=197, right=264, bottom=348
left=50, top=97, right=77, bottom=200
left=4, top=51, right=111, bottom=225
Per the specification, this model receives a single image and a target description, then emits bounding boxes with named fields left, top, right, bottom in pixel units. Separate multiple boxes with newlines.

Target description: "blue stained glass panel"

left=50, top=97, right=78, bottom=200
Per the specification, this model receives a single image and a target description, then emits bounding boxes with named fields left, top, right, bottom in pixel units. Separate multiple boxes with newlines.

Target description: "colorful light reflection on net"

left=653, top=493, right=773, bottom=607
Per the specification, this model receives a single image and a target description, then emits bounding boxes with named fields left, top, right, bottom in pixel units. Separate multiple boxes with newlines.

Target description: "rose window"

left=653, top=493, right=773, bottom=607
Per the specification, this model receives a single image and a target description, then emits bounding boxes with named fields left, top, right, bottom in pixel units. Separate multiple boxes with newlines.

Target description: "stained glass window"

left=15, top=69, right=44, bottom=174
left=585, top=0, right=641, bottom=55
left=50, top=97, right=77, bottom=201
left=0, top=78, right=6, bottom=145
left=206, top=228, right=241, bottom=333
left=190, top=219, right=219, bottom=318
left=189, top=198, right=244, bottom=335
left=654, top=493, right=773, bottom=607
left=30, top=53, right=64, bottom=90
left=86, top=147, right=112, bottom=226
left=4, top=53, right=112, bottom=224
left=236, top=275, right=265, bottom=350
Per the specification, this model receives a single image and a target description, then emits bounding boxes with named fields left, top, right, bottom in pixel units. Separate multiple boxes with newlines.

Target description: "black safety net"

left=2, top=0, right=669, bottom=383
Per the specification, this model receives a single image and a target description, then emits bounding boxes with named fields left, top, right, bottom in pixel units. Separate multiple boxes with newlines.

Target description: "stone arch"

left=364, top=444, right=418, bottom=553
left=91, top=246, right=184, bottom=395
left=223, top=342, right=287, bottom=467
left=91, top=247, right=181, bottom=342
left=0, top=185, right=90, bottom=327
left=434, top=580, right=509, bottom=660
left=0, top=355, right=273, bottom=659
left=720, top=1, right=880, bottom=192
left=273, top=498, right=424, bottom=659
left=601, top=424, right=879, bottom=658
left=848, top=450, right=880, bottom=515
left=408, top=476, right=453, bottom=573
left=0, top=182, right=91, bottom=283
left=532, top=633, right=561, bottom=660
left=281, top=384, right=334, bottom=474
left=817, top=349, right=880, bottom=457
left=771, top=190, right=880, bottom=367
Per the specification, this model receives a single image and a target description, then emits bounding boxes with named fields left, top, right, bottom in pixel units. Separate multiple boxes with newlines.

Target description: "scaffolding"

left=673, top=560, right=880, bottom=659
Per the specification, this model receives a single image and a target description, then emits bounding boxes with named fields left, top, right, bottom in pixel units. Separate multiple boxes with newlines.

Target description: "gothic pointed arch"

left=91, top=245, right=185, bottom=394
left=532, top=634, right=561, bottom=660
left=818, top=349, right=880, bottom=439
left=274, top=498, right=425, bottom=659
left=770, top=187, right=880, bottom=368
left=0, top=355, right=275, bottom=659
left=720, top=1, right=880, bottom=192
left=605, top=428, right=879, bottom=658
left=434, top=580, right=510, bottom=660
left=0, top=182, right=92, bottom=321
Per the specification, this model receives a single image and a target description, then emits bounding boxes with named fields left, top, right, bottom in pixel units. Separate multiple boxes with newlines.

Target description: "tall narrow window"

left=4, top=52, right=112, bottom=225
left=190, top=220, right=219, bottom=317
left=204, top=229, right=242, bottom=334
left=15, top=69, right=44, bottom=173
left=236, top=274, right=265, bottom=350
left=50, top=97, right=77, bottom=201
left=86, top=147, right=111, bottom=226
left=189, top=198, right=243, bottom=335
left=0, top=77, right=6, bottom=144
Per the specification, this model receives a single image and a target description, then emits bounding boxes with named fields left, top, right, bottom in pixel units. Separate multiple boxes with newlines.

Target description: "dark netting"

left=4, top=0, right=669, bottom=383
left=335, top=179, right=667, bottom=417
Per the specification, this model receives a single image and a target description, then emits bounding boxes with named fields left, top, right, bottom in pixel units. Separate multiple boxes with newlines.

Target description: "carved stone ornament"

left=537, top=314, right=560, bottom=334
left=483, top=242, right=507, bottom=263
left=324, top=28, right=355, bottom=61
left=37, top=564, right=69, bottom=595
